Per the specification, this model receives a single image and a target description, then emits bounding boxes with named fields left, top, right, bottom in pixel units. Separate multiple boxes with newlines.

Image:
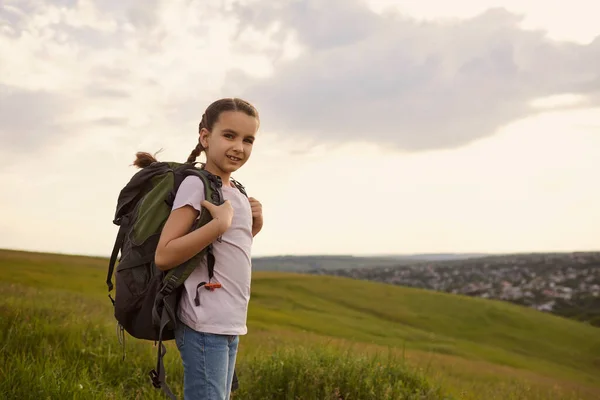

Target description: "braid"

left=187, top=113, right=208, bottom=164
left=187, top=141, right=204, bottom=163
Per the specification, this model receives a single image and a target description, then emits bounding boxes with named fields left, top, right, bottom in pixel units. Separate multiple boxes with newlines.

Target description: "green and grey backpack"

left=106, top=160, right=246, bottom=398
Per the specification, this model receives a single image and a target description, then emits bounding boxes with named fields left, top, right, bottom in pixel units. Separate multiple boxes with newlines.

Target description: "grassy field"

left=1, top=249, right=599, bottom=399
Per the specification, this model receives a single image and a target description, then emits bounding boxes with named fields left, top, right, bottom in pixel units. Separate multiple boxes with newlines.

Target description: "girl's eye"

left=224, top=133, right=234, bottom=139
left=244, top=139, right=254, bottom=144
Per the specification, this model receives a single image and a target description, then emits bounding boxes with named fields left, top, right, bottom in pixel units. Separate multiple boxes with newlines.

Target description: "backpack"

left=105, top=160, right=247, bottom=399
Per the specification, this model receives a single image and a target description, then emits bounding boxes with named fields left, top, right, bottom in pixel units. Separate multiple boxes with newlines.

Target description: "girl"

left=138, top=98, right=262, bottom=400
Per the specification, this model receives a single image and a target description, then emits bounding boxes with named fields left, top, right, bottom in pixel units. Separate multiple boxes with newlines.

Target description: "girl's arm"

left=154, top=201, right=232, bottom=270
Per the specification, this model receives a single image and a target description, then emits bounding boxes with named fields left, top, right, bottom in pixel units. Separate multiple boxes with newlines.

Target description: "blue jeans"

left=175, top=322, right=239, bottom=400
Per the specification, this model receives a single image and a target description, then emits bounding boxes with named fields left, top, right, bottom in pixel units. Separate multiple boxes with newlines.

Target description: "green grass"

left=248, top=274, right=600, bottom=385
left=0, top=283, right=180, bottom=399
left=233, top=345, right=444, bottom=400
left=1, top=249, right=599, bottom=399
left=0, top=284, right=444, bottom=400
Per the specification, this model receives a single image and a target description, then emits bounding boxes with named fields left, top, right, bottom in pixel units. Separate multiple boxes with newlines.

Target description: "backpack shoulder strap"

left=159, top=166, right=224, bottom=291
left=181, top=166, right=224, bottom=205
left=230, top=177, right=247, bottom=197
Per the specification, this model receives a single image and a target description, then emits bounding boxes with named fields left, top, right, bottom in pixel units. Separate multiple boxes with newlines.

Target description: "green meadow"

left=1, top=249, right=599, bottom=399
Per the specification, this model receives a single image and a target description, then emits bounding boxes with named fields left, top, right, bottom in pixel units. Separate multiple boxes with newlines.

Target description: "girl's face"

left=200, top=110, right=259, bottom=178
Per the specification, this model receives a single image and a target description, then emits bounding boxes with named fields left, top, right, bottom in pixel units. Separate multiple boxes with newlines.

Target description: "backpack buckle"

left=160, top=274, right=179, bottom=296
left=149, top=370, right=161, bottom=388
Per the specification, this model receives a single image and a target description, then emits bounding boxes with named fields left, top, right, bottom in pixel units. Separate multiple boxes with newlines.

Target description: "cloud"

left=3, top=0, right=599, bottom=159
left=0, top=85, right=74, bottom=151
left=0, top=0, right=247, bottom=159
left=230, top=0, right=600, bottom=151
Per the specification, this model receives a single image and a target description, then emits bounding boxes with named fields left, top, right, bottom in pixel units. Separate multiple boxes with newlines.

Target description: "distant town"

left=309, top=252, right=600, bottom=327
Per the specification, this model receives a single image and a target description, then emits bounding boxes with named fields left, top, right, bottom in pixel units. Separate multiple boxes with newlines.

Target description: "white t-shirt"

left=171, top=175, right=253, bottom=336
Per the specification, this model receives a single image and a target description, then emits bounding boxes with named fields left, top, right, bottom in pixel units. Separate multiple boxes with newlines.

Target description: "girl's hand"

left=249, top=197, right=263, bottom=236
left=201, top=200, right=234, bottom=234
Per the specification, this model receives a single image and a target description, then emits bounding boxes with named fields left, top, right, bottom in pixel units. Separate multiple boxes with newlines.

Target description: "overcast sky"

left=1, top=0, right=599, bottom=257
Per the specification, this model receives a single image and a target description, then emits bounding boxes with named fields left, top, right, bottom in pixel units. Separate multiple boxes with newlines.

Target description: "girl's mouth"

left=227, top=155, right=242, bottom=162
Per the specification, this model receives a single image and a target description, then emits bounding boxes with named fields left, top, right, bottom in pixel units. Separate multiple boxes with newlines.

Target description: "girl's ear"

left=199, top=128, right=210, bottom=149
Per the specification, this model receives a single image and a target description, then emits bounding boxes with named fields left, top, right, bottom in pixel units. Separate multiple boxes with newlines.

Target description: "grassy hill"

left=1, top=249, right=599, bottom=399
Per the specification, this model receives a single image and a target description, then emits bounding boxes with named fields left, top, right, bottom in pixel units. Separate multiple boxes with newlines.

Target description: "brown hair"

left=132, top=97, right=259, bottom=168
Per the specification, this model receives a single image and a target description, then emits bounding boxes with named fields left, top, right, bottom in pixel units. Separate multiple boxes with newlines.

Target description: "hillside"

left=1, top=249, right=600, bottom=399
left=313, top=252, right=600, bottom=327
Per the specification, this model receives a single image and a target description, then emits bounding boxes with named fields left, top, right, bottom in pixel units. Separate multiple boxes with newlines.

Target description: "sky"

left=1, top=0, right=599, bottom=258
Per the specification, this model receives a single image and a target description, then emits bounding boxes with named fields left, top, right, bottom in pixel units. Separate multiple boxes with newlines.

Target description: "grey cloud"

left=232, top=0, right=379, bottom=51
left=92, top=0, right=161, bottom=30
left=0, top=84, right=128, bottom=156
left=1, top=0, right=78, bottom=28
left=85, top=68, right=134, bottom=99
left=126, top=1, right=160, bottom=30
left=1, top=0, right=162, bottom=45
left=90, top=66, right=132, bottom=81
left=85, top=86, right=130, bottom=99
left=0, top=85, right=73, bottom=151
left=230, top=2, right=600, bottom=151
left=95, top=0, right=177, bottom=52
left=93, top=117, right=129, bottom=126
left=53, top=25, right=120, bottom=49
left=0, top=1, right=163, bottom=155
